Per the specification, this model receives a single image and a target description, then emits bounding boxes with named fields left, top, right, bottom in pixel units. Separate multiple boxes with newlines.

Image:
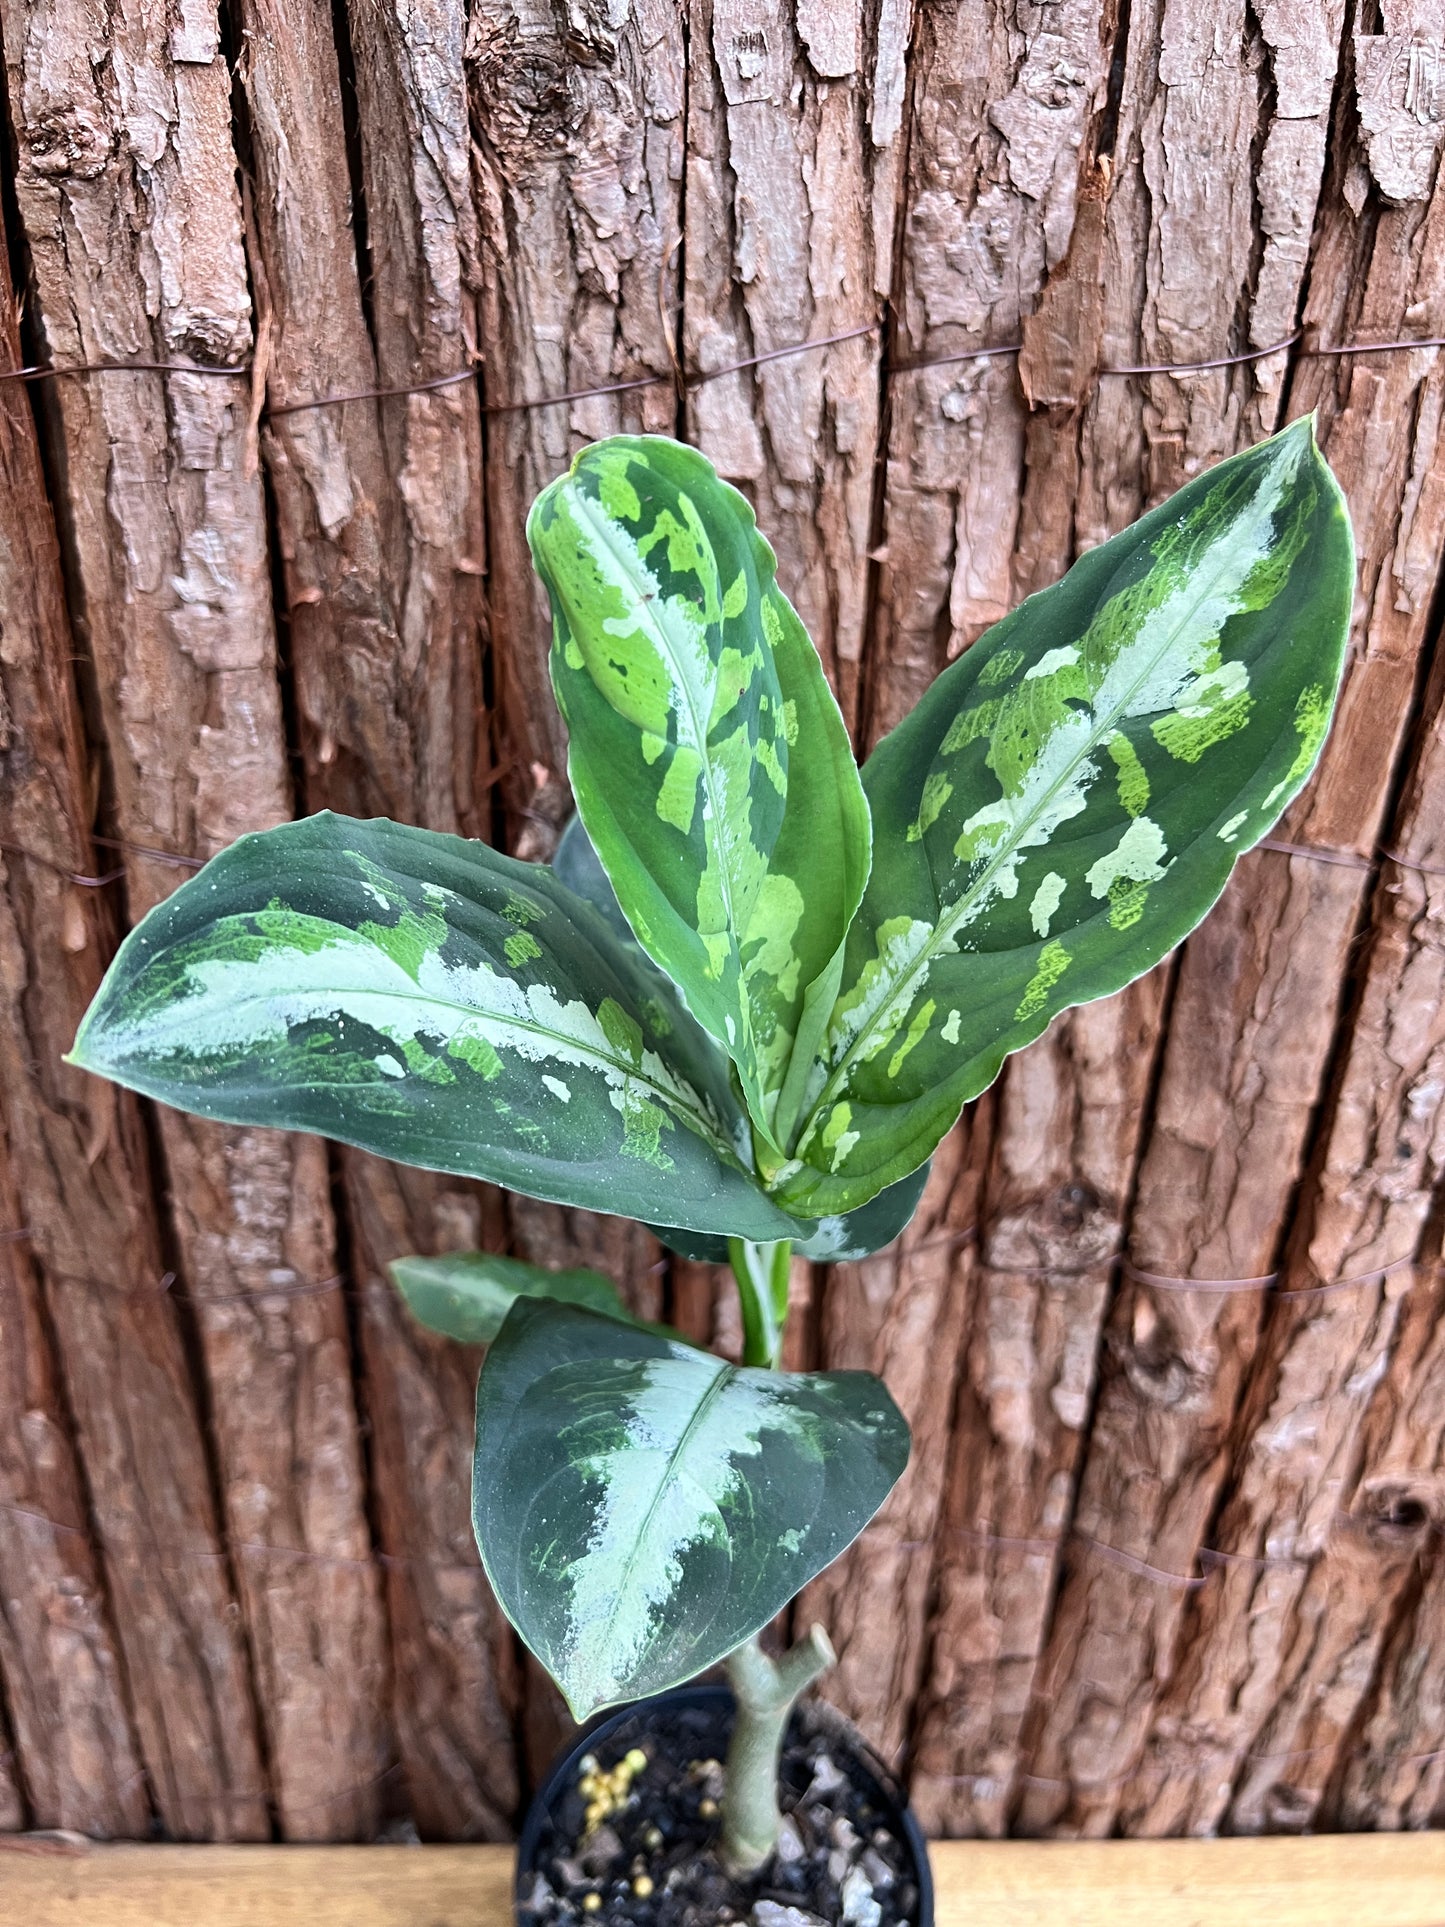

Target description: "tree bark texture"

left=1, top=0, right=1443, bottom=1843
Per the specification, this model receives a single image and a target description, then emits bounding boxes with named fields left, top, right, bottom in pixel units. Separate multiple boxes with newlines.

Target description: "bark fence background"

left=0, top=0, right=1443, bottom=1844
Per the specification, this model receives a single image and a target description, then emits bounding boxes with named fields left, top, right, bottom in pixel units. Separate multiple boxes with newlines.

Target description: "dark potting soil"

left=517, top=1698, right=922, bottom=1927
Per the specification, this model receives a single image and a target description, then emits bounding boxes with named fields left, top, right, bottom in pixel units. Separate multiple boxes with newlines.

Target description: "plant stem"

left=719, top=1625, right=836, bottom=1876
left=727, top=1238, right=792, bottom=1368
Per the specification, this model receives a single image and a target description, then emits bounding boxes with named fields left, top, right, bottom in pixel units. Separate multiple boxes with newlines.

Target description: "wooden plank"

left=681, top=0, right=909, bottom=736
left=0, top=199, right=149, bottom=1835
left=1014, top=0, right=1442, bottom=1836
left=0, top=1837, right=1442, bottom=1926
left=0, top=0, right=278, bottom=1830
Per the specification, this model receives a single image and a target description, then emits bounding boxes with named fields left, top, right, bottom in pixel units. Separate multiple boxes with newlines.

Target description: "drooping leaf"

left=529, top=437, right=872, bottom=1156
left=390, top=1249, right=637, bottom=1345
left=69, top=812, right=809, bottom=1242
left=473, top=1299, right=909, bottom=1718
left=648, top=1158, right=932, bottom=1265
left=775, top=417, right=1355, bottom=1218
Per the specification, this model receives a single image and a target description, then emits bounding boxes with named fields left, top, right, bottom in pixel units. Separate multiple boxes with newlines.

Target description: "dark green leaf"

left=69, top=813, right=808, bottom=1242
left=473, top=1299, right=909, bottom=1718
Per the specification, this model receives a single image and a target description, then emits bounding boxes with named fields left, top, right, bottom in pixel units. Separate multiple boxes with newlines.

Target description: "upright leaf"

left=775, top=418, right=1354, bottom=1218
left=473, top=1299, right=909, bottom=1718
left=69, top=813, right=808, bottom=1242
left=529, top=437, right=871, bottom=1153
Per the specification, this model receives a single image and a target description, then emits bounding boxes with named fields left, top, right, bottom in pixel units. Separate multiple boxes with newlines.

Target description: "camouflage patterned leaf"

left=390, top=1250, right=639, bottom=1345
left=529, top=437, right=871, bottom=1158
left=473, top=1298, right=909, bottom=1718
left=69, top=813, right=809, bottom=1242
left=775, top=417, right=1354, bottom=1218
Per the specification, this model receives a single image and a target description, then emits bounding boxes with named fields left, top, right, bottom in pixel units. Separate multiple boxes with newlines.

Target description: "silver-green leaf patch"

left=69, top=813, right=809, bottom=1243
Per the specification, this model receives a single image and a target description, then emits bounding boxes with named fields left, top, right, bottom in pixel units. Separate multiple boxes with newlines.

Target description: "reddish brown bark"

left=240, top=0, right=521, bottom=1837
left=681, top=0, right=912, bottom=737
left=469, top=0, right=685, bottom=853
left=908, top=979, right=1169, bottom=1833
left=1120, top=643, right=1445, bottom=1835
left=0, top=95, right=270, bottom=1829
left=1014, top=17, right=1445, bottom=1829
left=1, top=0, right=1444, bottom=1843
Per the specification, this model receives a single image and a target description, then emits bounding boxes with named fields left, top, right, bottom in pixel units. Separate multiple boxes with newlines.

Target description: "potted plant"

left=68, top=424, right=1352, bottom=1921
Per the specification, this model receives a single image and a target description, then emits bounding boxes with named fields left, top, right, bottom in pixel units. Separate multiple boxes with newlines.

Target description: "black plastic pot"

left=515, top=1681, right=934, bottom=1926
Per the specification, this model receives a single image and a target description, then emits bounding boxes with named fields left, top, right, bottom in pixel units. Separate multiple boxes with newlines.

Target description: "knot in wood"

left=24, top=106, right=113, bottom=181
left=1353, top=1477, right=1445, bottom=1552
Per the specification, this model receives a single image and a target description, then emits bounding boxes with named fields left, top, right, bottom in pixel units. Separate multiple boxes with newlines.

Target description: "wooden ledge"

left=0, top=1833, right=1440, bottom=1925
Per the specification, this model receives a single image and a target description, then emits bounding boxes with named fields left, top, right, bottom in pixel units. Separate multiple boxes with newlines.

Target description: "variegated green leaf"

left=69, top=813, right=810, bottom=1243
left=649, top=1157, right=932, bottom=1265
left=390, top=1250, right=638, bottom=1345
left=473, top=1298, right=908, bottom=1718
left=775, top=417, right=1354, bottom=1219
left=529, top=437, right=872, bottom=1157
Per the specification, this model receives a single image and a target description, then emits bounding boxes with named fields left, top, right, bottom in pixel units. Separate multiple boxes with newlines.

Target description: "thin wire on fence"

left=0, top=320, right=1441, bottom=427
left=5, top=1485, right=1434, bottom=1593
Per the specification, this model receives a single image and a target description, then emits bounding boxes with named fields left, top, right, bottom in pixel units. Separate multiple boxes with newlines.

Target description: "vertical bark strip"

left=0, top=1676, right=24, bottom=1830
left=469, top=0, right=685, bottom=852
left=1335, top=1243, right=1445, bottom=1832
left=0, top=226, right=150, bottom=1836
left=0, top=5, right=281, bottom=1830
left=681, top=0, right=911, bottom=735
left=294, top=0, right=525, bottom=1835
left=1120, top=643, right=1445, bottom=1837
left=0, top=0, right=411, bottom=1839
left=864, top=1, right=1113, bottom=751
left=908, top=978, right=1169, bottom=1834
left=346, top=1165, right=522, bottom=1839
left=1016, top=4, right=1445, bottom=1835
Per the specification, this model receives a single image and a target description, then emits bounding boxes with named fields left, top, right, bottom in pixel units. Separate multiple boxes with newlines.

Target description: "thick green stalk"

left=720, top=1626, right=836, bottom=1875
left=727, top=1238, right=792, bottom=1368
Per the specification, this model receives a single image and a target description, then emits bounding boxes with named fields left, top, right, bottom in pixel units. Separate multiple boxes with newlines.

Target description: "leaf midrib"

left=587, top=1355, right=738, bottom=1686
left=571, top=489, right=761, bottom=1088
left=797, top=457, right=1287, bottom=1152
left=103, top=955, right=740, bottom=1163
